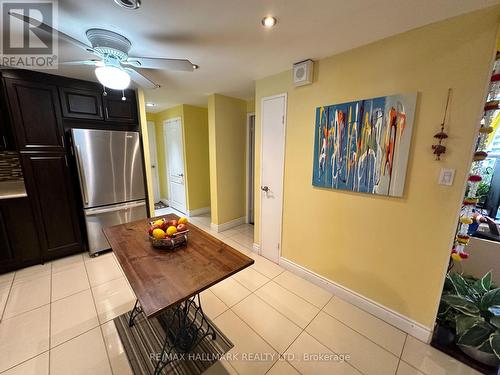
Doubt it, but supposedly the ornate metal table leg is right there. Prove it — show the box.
[128,299,142,327]
[153,294,218,374]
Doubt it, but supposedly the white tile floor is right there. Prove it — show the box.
[0,209,483,375]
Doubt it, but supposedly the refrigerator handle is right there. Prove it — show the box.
[75,144,89,206]
[85,201,146,216]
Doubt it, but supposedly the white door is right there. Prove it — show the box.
[164,118,187,214]
[260,94,287,263]
[147,121,160,203]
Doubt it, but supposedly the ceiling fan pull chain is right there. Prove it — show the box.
[122,90,126,101]
[102,85,107,96]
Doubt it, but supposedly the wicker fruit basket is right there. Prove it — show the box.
[148,218,189,250]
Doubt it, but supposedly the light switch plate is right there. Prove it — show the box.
[438,168,455,186]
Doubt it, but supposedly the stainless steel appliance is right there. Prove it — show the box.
[71,128,147,255]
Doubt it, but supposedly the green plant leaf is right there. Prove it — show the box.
[481,272,493,292]
[490,333,500,360]
[457,322,492,347]
[489,306,500,316]
[478,337,495,354]
[449,273,473,297]
[490,316,500,329]
[441,295,480,316]
[481,289,500,310]
[456,316,483,336]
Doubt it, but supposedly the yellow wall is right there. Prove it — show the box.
[208,94,247,224]
[254,8,499,327]
[183,105,211,210]
[149,105,210,211]
[247,99,255,113]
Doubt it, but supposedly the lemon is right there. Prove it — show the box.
[178,217,188,224]
[153,219,164,227]
[166,226,177,236]
[152,228,166,239]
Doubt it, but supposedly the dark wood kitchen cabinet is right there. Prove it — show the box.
[21,153,83,260]
[4,78,65,152]
[103,90,138,123]
[59,87,104,120]
[0,197,42,273]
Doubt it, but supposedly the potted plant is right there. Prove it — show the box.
[439,271,500,367]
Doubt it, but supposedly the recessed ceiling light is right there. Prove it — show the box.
[261,16,277,28]
[146,102,156,107]
[113,0,141,9]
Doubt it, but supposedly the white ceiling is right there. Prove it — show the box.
[22,0,500,111]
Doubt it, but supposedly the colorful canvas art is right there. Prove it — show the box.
[312,93,417,197]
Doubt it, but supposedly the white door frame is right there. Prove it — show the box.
[259,93,287,263]
[147,121,160,203]
[246,112,255,224]
[163,117,187,213]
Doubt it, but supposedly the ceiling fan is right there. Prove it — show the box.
[8,12,198,90]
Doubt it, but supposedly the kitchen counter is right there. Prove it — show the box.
[0,180,27,199]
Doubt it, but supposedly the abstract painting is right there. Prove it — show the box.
[312,93,417,197]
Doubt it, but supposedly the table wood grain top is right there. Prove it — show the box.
[103,214,254,318]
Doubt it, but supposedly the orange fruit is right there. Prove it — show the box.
[178,217,188,224]
[153,219,164,227]
[152,228,166,239]
[166,226,177,237]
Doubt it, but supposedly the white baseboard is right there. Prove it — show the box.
[188,207,211,217]
[210,216,245,233]
[279,257,433,343]
[252,243,260,254]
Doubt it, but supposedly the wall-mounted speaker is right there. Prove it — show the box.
[293,59,313,87]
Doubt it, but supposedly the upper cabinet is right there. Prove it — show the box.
[59,87,104,120]
[4,78,64,152]
[103,90,138,123]
[59,86,138,125]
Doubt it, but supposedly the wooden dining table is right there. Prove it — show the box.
[103,213,254,374]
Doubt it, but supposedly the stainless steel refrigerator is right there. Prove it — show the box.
[71,128,147,256]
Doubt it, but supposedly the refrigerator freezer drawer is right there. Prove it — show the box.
[84,200,147,255]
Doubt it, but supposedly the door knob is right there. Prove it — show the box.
[261,186,269,192]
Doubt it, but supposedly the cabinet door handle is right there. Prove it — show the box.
[61,135,65,148]
[64,155,68,168]
[2,136,6,148]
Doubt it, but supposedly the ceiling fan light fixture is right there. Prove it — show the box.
[261,16,277,28]
[95,65,131,90]
[113,0,141,10]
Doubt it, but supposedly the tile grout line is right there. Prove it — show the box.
[295,293,369,375]
[0,350,50,374]
[0,272,15,322]
[268,295,333,375]
[82,253,116,375]
[319,304,404,360]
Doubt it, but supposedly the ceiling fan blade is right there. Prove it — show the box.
[8,11,94,53]
[60,60,103,66]
[123,68,160,89]
[124,57,195,71]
